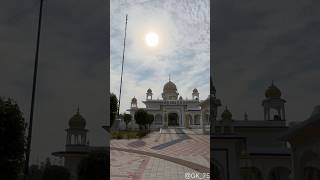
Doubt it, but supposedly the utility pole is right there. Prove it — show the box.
[24,0,44,178]
[117,14,128,116]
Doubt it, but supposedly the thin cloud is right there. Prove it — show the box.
[111,0,210,113]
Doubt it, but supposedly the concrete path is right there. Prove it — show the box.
[110,129,210,179]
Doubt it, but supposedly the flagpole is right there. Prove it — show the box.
[117,14,128,116]
[24,0,44,178]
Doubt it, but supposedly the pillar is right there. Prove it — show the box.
[282,104,286,120]
[201,111,205,133]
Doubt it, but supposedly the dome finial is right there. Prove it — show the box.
[169,74,171,81]
[222,105,232,120]
[244,112,248,120]
[69,107,86,129]
[265,82,282,98]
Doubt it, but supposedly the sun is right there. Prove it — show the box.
[145,32,159,47]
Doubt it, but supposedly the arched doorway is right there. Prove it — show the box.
[240,167,263,180]
[304,167,320,180]
[211,159,225,180]
[269,167,291,180]
[168,112,179,126]
[194,114,201,125]
[301,151,320,180]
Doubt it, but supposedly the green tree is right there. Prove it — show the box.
[77,151,107,180]
[42,165,70,180]
[0,97,25,180]
[110,93,118,127]
[28,164,42,180]
[147,114,154,131]
[123,113,132,130]
[134,109,148,130]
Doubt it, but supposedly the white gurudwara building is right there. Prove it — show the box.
[126,79,210,131]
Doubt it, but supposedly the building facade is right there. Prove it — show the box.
[211,83,320,180]
[52,108,107,180]
[127,79,210,130]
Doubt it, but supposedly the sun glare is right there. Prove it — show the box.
[145,32,159,47]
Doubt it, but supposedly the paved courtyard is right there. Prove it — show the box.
[110,128,210,180]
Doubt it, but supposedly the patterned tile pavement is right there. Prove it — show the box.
[111,150,200,180]
[110,128,210,180]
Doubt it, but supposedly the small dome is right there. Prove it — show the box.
[179,96,183,100]
[131,97,137,103]
[193,88,198,93]
[147,88,152,93]
[265,83,281,98]
[221,107,232,120]
[69,109,86,129]
[163,80,177,93]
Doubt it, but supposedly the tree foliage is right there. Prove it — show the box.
[0,97,25,180]
[147,114,154,130]
[123,113,132,129]
[110,93,118,127]
[134,109,148,130]
[77,151,108,180]
[42,165,70,180]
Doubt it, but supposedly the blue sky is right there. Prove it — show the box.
[110,0,210,112]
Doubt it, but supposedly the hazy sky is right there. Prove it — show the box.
[0,0,107,164]
[1,0,319,166]
[110,0,210,113]
[213,0,320,122]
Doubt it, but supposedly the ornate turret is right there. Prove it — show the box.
[220,106,234,134]
[221,106,232,121]
[262,82,286,121]
[66,107,88,148]
[69,108,86,129]
[146,88,153,100]
[192,88,199,100]
[131,96,138,108]
[244,112,248,121]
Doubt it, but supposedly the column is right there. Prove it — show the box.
[185,113,189,128]
[282,104,286,120]
[162,111,164,128]
[66,133,70,144]
[201,111,205,133]
[166,112,168,127]
[277,108,281,120]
